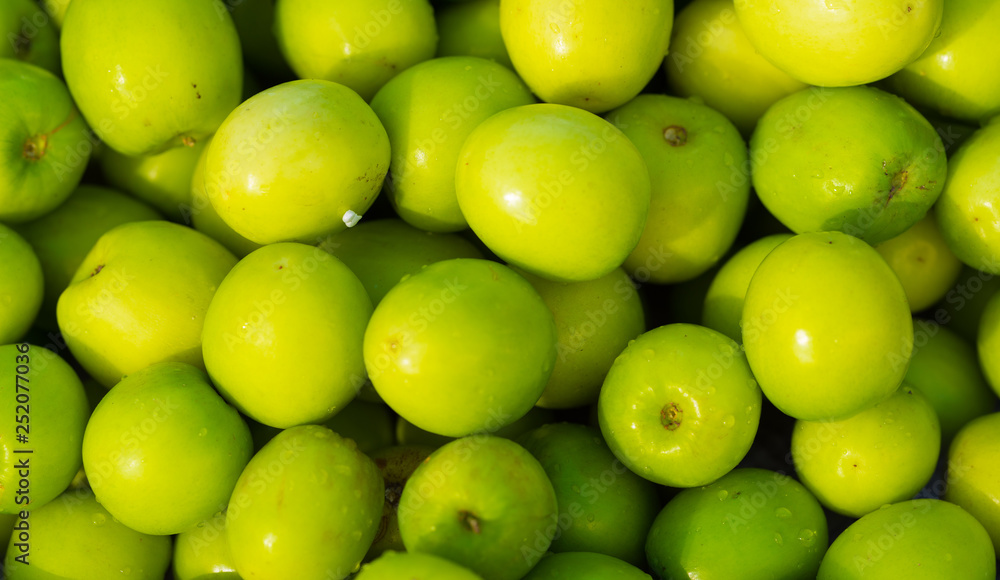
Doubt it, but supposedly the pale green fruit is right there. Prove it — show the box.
[99,138,206,221]
[436,0,511,69]
[1,0,60,74]
[173,511,240,580]
[0,226,43,343]
[875,211,963,312]
[946,412,1000,554]
[358,551,483,580]
[187,135,261,258]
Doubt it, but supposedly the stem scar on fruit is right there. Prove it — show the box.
[23,109,79,161]
[663,126,688,147]
[459,510,482,534]
[661,402,683,430]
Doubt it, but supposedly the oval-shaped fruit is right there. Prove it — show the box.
[0,226,43,343]
[518,423,661,565]
[875,212,963,312]
[935,118,1000,274]
[227,425,384,579]
[3,489,171,579]
[319,219,483,306]
[522,552,651,579]
[357,551,483,580]
[733,0,943,86]
[664,0,807,135]
[205,79,390,244]
[0,344,88,513]
[99,138,206,221]
[599,323,761,487]
[365,259,556,437]
[371,56,534,232]
[946,412,1000,553]
[436,0,512,69]
[742,231,913,420]
[187,135,261,258]
[203,242,372,428]
[398,436,558,580]
[0,60,91,223]
[82,362,252,535]
[60,0,242,156]
[274,0,437,101]
[817,499,995,579]
[173,511,239,580]
[702,233,793,342]
[56,220,237,388]
[456,104,650,282]
[646,468,827,580]
[0,0,60,74]
[751,86,947,245]
[792,385,940,517]
[607,94,750,284]
[885,0,1000,124]
[499,0,673,113]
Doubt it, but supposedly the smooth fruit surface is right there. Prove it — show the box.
[875,211,963,312]
[0,226,43,344]
[187,134,260,258]
[436,0,512,69]
[0,0,60,74]
[173,511,240,580]
[99,138,205,221]
[946,412,1000,553]
[522,552,651,579]
[357,551,484,580]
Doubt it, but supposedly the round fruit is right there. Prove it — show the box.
[357,551,483,580]
[436,0,512,69]
[946,412,1000,553]
[875,211,963,312]
[187,135,261,258]
[522,552,652,579]
[173,511,239,580]
[0,0,60,74]
[99,138,205,221]
[0,226,43,343]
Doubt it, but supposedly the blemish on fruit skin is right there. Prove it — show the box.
[660,402,683,430]
[91,264,104,277]
[663,125,688,147]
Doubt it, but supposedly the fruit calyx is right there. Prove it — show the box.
[22,133,48,162]
[663,126,688,147]
[660,402,683,430]
[459,510,482,534]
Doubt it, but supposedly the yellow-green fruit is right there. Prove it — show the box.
[946,412,1000,554]
[188,135,261,258]
[876,212,963,312]
[99,138,206,221]
[436,0,511,69]
[1,0,60,74]
[0,225,43,344]
[173,511,240,580]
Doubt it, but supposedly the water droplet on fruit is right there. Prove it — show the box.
[550,23,560,33]
[92,513,106,526]
[798,529,816,547]
[717,490,728,501]
[198,428,208,437]
[722,415,735,427]
[774,533,783,545]
[775,507,791,519]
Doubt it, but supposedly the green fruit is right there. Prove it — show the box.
[517,423,661,566]
[319,218,483,306]
[522,552,651,579]
[228,0,295,81]
[646,468,827,580]
[364,259,556,437]
[357,551,483,580]
[499,0,673,113]
[3,489,171,579]
[817,499,995,579]
[456,104,650,282]
[39,0,70,27]
[367,445,435,559]
[323,399,395,456]
[274,0,437,101]
[14,185,160,331]
[436,0,511,69]
[203,242,372,428]
[205,79,390,244]
[599,323,761,487]
[0,0,60,74]
[398,436,558,580]
[946,412,1000,554]
[227,425,384,580]
[0,60,91,223]
[395,406,557,449]
[0,226,43,343]
[0,344,88,513]
[82,362,252,535]
[734,0,943,86]
[173,511,240,580]
[875,211,963,312]
[607,94,750,284]
[702,233,792,342]
[513,267,645,409]
[99,137,206,221]
[56,220,237,388]
[60,0,242,156]
[742,231,913,421]
[187,134,261,258]
[936,266,1000,343]
[977,291,1000,397]
[370,56,534,232]
[751,86,947,245]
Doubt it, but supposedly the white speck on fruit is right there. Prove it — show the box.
[343,210,362,227]
[717,490,728,501]
[775,507,791,519]
[92,513,106,526]
[798,529,816,546]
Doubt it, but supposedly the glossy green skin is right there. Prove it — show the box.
[173,511,240,580]
[395,406,556,449]
[203,242,372,428]
[608,94,750,284]
[319,218,483,306]
[598,323,761,487]
[436,0,512,69]
[751,86,947,245]
[99,138,205,221]
[906,323,995,442]
[56,220,237,388]
[875,211,963,312]
[793,385,940,518]
[398,436,558,580]
[514,267,645,409]
[0,60,90,223]
[0,344,87,513]
[456,104,650,282]
[364,259,557,437]
[664,0,806,136]
[702,234,792,342]
[646,468,827,580]
[366,445,434,560]
[946,412,1000,553]
[885,0,1000,124]
[499,0,673,113]
[274,0,437,101]
[205,79,390,244]
[517,423,660,566]
[82,362,252,535]
[936,119,1000,275]
[0,226,43,343]
[742,231,913,421]
[371,56,534,232]
[978,292,1000,396]
[188,135,261,258]
[523,552,650,579]
[60,0,242,156]
[3,489,171,579]
[817,499,996,579]
[358,551,483,580]
[734,0,942,87]
[227,425,384,580]
[14,185,160,331]
[0,0,60,74]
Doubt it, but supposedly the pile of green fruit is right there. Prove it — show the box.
[1,0,1000,578]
